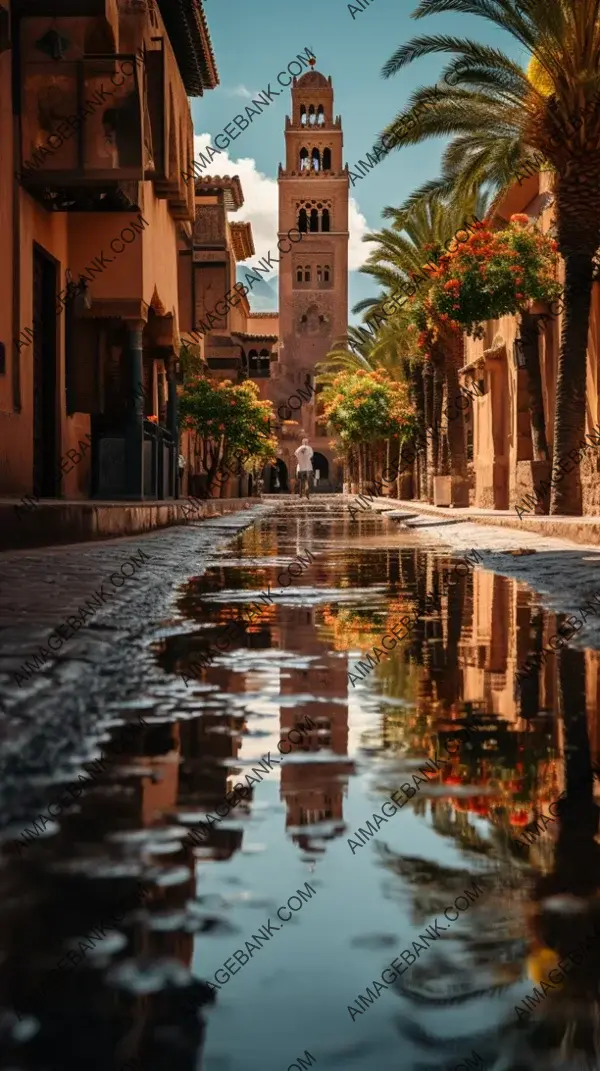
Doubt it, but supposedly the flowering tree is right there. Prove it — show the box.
[427,215,561,337]
[322,370,416,489]
[401,215,561,487]
[179,376,277,496]
[324,370,415,440]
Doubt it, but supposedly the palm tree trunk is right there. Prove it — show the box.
[385,437,391,496]
[550,253,594,515]
[444,338,468,479]
[520,312,549,461]
[423,360,434,501]
[431,359,444,492]
[411,362,426,499]
[439,367,450,477]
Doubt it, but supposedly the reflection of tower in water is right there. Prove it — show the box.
[276,603,352,851]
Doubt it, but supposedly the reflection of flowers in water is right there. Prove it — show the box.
[320,596,416,653]
[321,605,385,652]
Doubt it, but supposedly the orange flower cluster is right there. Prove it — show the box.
[418,215,561,335]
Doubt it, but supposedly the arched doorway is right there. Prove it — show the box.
[267,458,289,492]
[312,451,329,492]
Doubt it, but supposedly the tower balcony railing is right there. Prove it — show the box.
[280,168,341,178]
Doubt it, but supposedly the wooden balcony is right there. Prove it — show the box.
[20,54,145,192]
[19,29,194,219]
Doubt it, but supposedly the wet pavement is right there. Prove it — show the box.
[2,499,600,1071]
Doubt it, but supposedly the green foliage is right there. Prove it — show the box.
[178,376,277,476]
[322,370,416,446]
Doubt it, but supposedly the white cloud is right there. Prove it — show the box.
[347,200,370,272]
[191,133,370,276]
[222,84,253,99]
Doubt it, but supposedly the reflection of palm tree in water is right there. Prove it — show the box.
[524,647,600,1069]
[356,548,600,1068]
[381,649,600,1071]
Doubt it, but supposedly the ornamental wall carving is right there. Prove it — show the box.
[194,204,225,247]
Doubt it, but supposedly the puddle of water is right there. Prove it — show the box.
[1,502,599,1071]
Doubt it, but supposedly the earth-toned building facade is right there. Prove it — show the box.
[0,0,218,507]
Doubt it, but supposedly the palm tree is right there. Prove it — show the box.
[315,324,389,386]
[381,0,600,515]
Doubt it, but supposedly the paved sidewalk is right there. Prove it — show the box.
[0,495,256,551]
[368,496,600,547]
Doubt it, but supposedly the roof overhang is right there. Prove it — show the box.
[157,0,218,96]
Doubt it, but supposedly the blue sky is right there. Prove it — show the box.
[193,0,525,322]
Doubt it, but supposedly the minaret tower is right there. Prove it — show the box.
[276,57,349,490]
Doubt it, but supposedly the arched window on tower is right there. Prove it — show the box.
[309,208,319,232]
[322,148,331,170]
[298,207,308,232]
[304,266,311,282]
[296,266,303,283]
[324,264,331,282]
[299,147,309,171]
[316,265,322,283]
[311,148,320,171]
[322,208,330,232]
[300,105,307,126]
[308,105,316,126]
[317,105,325,126]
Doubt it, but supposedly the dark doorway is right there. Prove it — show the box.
[312,451,329,491]
[33,245,58,498]
[269,459,289,492]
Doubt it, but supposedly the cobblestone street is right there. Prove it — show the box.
[0,505,269,828]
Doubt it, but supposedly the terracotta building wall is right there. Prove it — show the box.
[464,171,600,514]
[2,196,70,494]
[0,32,15,479]
[1,1,211,503]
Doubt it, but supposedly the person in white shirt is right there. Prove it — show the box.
[294,438,314,499]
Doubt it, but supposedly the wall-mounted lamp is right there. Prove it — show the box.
[513,338,527,370]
